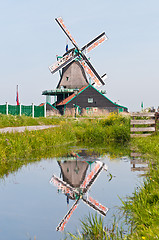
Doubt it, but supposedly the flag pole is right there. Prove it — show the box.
[16,85,19,106]
[141,101,143,111]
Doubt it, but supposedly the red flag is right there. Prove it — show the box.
[16,85,19,105]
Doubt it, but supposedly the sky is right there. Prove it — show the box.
[0,0,159,112]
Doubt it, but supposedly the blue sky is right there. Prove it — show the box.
[0,0,159,111]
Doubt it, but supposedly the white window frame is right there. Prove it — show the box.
[88,98,93,103]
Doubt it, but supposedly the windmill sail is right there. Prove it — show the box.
[49,51,76,74]
[55,17,79,50]
[49,17,108,86]
[82,196,108,216]
[81,54,105,85]
[80,161,105,191]
[81,32,107,54]
[50,175,79,198]
[56,199,79,231]
[80,61,103,87]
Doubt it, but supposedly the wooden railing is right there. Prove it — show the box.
[130,112,156,137]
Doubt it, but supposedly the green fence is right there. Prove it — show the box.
[8,105,20,115]
[34,106,44,117]
[0,105,6,114]
[21,105,32,116]
[0,104,46,117]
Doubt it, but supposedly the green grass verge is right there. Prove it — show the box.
[0,122,77,178]
[0,114,64,128]
[123,133,159,240]
[0,113,130,178]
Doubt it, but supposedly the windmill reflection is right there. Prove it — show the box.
[50,150,108,231]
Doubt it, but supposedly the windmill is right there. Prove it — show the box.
[50,160,108,231]
[49,17,108,87]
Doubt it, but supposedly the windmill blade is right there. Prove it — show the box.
[50,175,79,198]
[82,196,108,216]
[80,61,102,87]
[80,55,105,86]
[55,17,79,50]
[50,175,75,192]
[56,199,80,231]
[81,32,107,54]
[80,161,105,193]
[82,54,105,85]
[101,73,107,82]
[49,51,76,74]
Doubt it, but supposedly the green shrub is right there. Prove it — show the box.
[111,125,130,143]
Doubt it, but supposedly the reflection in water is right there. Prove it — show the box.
[130,150,149,172]
[50,151,108,231]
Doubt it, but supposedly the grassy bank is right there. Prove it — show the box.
[67,133,159,240]
[0,124,75,178]
[124,134,159,239]
[0,114,130,177]
[0,114,130,147]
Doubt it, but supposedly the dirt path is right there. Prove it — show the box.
[0,125,59,133]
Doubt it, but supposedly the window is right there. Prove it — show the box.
[88,98,93,103]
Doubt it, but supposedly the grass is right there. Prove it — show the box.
[0,114,64,128]
[66,214,126,240]
[0,113,130,178]
[123,133,159,239]
[72,113,130,144]
[0,123,76,177]
[121,166,159,239]
[0,114,130,144]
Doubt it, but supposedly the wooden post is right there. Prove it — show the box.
[155,112,157,132]
[64,105,66,115]
[6,102,8,115]
[44,103,46,118]
[32,103,34,118]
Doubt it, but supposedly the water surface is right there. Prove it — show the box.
[0,148,145,240]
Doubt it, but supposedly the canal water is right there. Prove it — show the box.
[0,147,145,240]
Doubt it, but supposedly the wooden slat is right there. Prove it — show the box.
[130,134,152,137]
[130,152,142,157]
[131,127,155,132]
[130,112,157,137]
[131,112,155,117]
[131,167,149,172]
[130,120,155,125]
[131,159,148,164]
